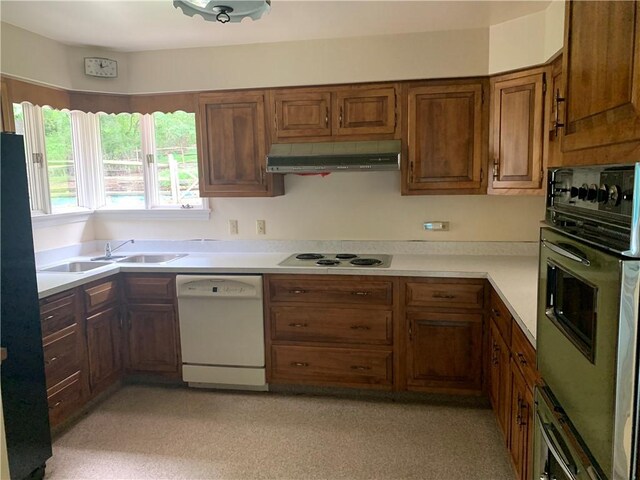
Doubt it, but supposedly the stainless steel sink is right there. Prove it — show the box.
[39,261,113,273]
[117,254,187,264]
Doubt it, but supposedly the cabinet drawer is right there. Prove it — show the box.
[271,307,392,345]
[489,289,512,343]
[271,345,392,386]
[40,291,77,337]
[511,321,537,389]
[405,279,484,309]
[84,278,119,313]
[43,325,81,389]
[124,275,175,302]
[268,276,393,306]
[47,371,83,427]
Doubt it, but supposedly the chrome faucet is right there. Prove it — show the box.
[104,239,135,259]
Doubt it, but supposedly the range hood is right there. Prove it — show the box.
[266,140,401,173]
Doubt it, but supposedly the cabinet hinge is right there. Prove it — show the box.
[146,154,154,165]
[32,152,43,165]
[481,89,485,104]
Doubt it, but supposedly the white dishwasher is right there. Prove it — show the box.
[176,275,267,391]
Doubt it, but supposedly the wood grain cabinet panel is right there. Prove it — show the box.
[561,0,640,155]
[40,291,77,338]
[406,311,483,393]
[46,372,84,428]
[268,276,393,306]
[489,319,511,443]
[489,70,545,193]
[125,304,179,373]
[334,86,396,136]
[271,90,331,139]
[405,81,486,194]
[123,274,175,302]
[271,345,393,386]
[84,278,119,314]
[85,305,122,395]
[42,325,81,389]
[270,307,392,345]
[489,289,512,345]
[509,359,534,480]
[198,91,283,197]
[405,279,484,309]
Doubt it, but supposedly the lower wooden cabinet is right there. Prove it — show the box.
[125,304,179,373]
[509,359,534,480]
[122,274,181,377]
[406,311,483,393]
[86,305,122,395]
[489,319,511,441]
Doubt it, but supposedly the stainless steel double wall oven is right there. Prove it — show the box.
[536,164,640,480]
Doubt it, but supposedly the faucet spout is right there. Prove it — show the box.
[104,239,135,258]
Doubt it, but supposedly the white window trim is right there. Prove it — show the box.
[22,104,51,214]
[94,206,211,220]
[31,209,93,228]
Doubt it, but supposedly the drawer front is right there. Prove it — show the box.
[84,279,119,313]
[271,345,392,385]
[271,307,392,345]
[489,289,512,343]
[43,325,81,389]
[47,372,84,427]
[511,320,537,389]
[269,277,393,306]
[405,280,484,309]
[124,275,175,301]
[40,291,77,337]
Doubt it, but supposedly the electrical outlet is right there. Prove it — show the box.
[228,219,238,235]
[423,221,449,231]
[256,219,266,235]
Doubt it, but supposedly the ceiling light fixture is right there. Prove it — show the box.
[174,0,271,24]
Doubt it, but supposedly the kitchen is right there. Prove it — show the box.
[1,1,639,479]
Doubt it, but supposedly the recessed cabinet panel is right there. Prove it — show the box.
[405,82,485,193]
[85,305,121,394]
[272,91,331,139]
[334,87,396,136]
[490,71,545,191]
[126,304,179,373]
[561,1,640,153]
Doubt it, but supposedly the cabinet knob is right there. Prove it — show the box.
[351,291,371,296]
[49,400,62,410]
[350,365,371,371]
[350,325,371,330]
[288,323,308,328]
[517,352,527,365]
[433,293,455,299]
[290,362,309,367]
[45,356,58,365]
[288,289,307,294]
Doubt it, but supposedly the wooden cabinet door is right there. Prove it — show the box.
[547,55,564,168]
[334,86,396,136]
[489,70,545,192]
[1,79,14,133]
[510,360,533,480]
[405,82,486,194]
[198,91,283,197]
[126,304,179,374]
[406,311,483,393]
[271,90,331,140]
[490,320,511,443]
[85,306,121,394]
[561,1,640,154]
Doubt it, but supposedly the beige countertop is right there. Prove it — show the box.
[36,252,539,345]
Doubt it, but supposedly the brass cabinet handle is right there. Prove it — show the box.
[517,352,527,365]
[45,356,58,365]
[351,291,371,296]
[491,308,500,317]
[493,160,500,181]
[288,289,307,294]
[554,89,566,135]
[350,365,371,371]
[44,314,55,321]
[339,106,343,127]
[350,325,371,330]
[290,362,309,367]
[433,293,455,299]
[288,323,308,328]
[325,106,329,128]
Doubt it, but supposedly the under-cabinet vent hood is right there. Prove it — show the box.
[266,140,401,173]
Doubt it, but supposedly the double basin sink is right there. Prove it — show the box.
[39,254,187,273]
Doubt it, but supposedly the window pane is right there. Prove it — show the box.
[99,113,144,208]
[153,112,201,207]
[43,108,77,211]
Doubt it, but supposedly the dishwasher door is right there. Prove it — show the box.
[176,275,266,390]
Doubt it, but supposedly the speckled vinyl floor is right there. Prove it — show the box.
[45,385,515,480]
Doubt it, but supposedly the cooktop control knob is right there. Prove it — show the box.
[570,186,579,198]
[578,184,589,200]
[598,184,609,203]
[609,185,621,206]
[587,184,598,202]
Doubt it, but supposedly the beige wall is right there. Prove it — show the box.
[2,6,563,250]
[94,173,546,242]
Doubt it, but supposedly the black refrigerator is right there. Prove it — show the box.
[1,133,52,479]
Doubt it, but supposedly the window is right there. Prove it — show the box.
[13,102,206,220]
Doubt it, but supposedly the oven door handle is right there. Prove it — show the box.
[542,240,591,266]
[537,414,578,480]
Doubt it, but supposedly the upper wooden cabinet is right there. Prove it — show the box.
[0,79,14,133]
[547,55,564,168]
[268,84,398,142]
[197,91,284,197]
[559,1,640,159]
[404,81,487,195]
[489,69,546,194]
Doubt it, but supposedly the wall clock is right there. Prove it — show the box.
[84,57,118,78]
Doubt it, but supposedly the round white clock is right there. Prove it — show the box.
[84,57,118,78]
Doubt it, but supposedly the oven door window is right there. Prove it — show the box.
[546,262,597,363]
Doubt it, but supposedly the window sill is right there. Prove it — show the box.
[94,208,211,221]
[31,210,93,229]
